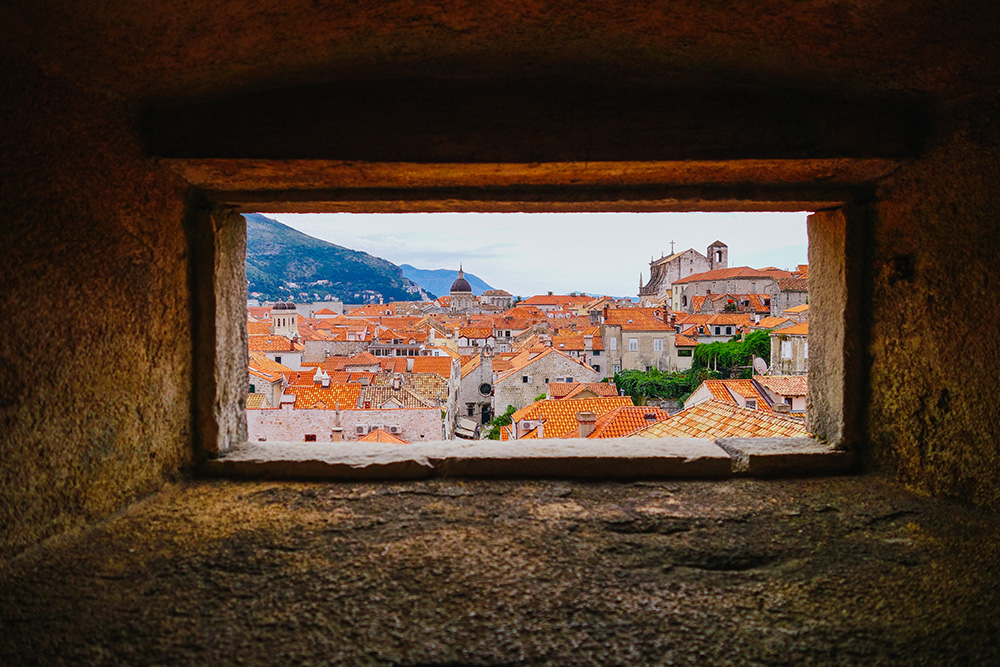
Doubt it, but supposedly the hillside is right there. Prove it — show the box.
[245,214,433,303]
[400,264,495,297]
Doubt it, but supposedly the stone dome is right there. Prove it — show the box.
[450,266,472,294]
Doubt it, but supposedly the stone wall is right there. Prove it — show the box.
[0,54,195,558]
[493,353,599,413]
[865,94,1000,510]
[248,408,443,443]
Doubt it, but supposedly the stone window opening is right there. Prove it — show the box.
[196,195,849,474]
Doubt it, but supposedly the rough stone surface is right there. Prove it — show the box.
[206,439,733,480]
[867,94,1000,510]
[0,53,195,560]
[1,477,998,665]
[716,437,855,477]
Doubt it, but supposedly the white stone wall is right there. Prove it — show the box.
[247,407,444,442]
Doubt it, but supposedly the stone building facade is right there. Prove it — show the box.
[247,406,443,442]
[638,241,728,305]
[493,349,599,412]
[770,323,809,375]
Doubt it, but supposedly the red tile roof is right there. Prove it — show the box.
[548,382,619,399]
[673,266,793,285]
[700,379,773,411]
[777,322,809,335]
[510,396,634,438]
[630,400,809,439]
[755,375,808,397]
[247,335,303,352]
[357,428,410,444]
[588,406,671,438]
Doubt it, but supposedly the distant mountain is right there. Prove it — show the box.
[245,214,433,303]
[400,265,496,297]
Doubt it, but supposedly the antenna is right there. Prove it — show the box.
[753,356,769,376]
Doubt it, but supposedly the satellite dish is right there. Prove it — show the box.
[753,356,769,375]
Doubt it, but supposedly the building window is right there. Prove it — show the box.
[628,338,638,351]
[678,349,692,357]
[467,404,475,417]
[745,400,757,410]
[781,340,792,359]
[653,338,662,351]
[593,365,600,373]
[804,341,809,358]
[249,383,256,393]
[726,326,732,335]
[714,327,721,335]
[613,364,621,373]
[304,434,317,442]
[565,377,573,383]
[592,350,600,356]
[274,356,282,364]
[609,338,617,351]
[522,375,529,383]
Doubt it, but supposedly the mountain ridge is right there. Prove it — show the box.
[399,264,496,297]
[245,214,433,303]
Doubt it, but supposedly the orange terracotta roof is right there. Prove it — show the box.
[360,386,436,409]
[314,307,338,315]
[588,406,671,438]
[776,277,809,292]
[673,266,793,285]
[285,383,364,410]
[245,393,268,410]
[248,351,296,380]
[551,334,604,351]
[777,322,809,335]
[247,320,272,335]
[675,334,699,347]
[459,327,494,339]
[630,400,809,439]
[521,294,593,307]
[410,356,454,378]
[247,307,272,320]
[344,352,381,366]
[510,396,634,438]
[604,309,672,331]
[357,428,410,444]
[755,317,791,329]
[783,303,810,314]
[700,379,773,411]
[549,381,618,399]
[247,335,303,352]
[755,375,808,397]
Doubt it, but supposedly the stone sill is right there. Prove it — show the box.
[203,437,854,480]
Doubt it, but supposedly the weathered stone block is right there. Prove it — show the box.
[716,437,855,477]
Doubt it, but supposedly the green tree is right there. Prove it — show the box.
[485,405,517,440]
[692,329,771,378]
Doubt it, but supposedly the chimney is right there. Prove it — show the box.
[773,403,791,414]
[643,412,659,422]
[576,411,598,438]
[330,427,344,442]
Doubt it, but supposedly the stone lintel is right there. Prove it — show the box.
[715,437,856,477]
[145,80,923,162]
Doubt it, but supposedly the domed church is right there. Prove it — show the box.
[449,265,479,313]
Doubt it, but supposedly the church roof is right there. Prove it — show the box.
[450,266,472,293]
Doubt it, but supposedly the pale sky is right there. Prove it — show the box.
[265,212,810,299]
